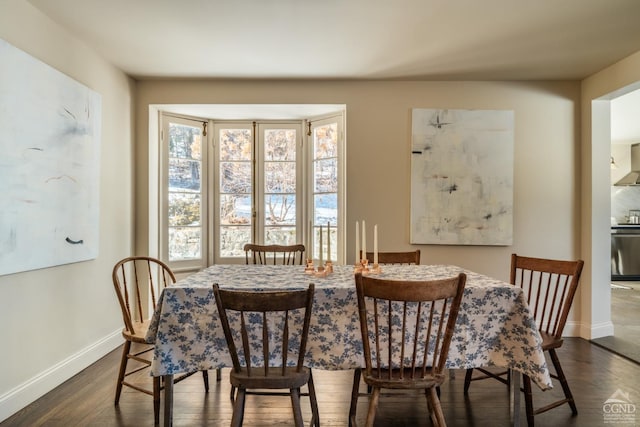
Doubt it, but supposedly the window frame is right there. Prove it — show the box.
[157,109,346,272]
[255,122,304,247]
[307,114,346,265]
[160,114,209,273]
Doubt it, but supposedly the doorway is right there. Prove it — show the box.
[591,88,640,363]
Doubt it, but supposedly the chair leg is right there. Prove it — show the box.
[290,387,304,427]
[115,341,131,404]
[153,376,161,425]
[216,367,222,381]
[231,388,246,427]
[307,370,321,427]
[549,348,578,415]
[349,368,362,427]
[365,387,381,427]
[463,368,473,393]
[426,386,446,427]
[523,374,534,427]
[202,370,209,392]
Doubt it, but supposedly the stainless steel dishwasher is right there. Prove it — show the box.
[611,225,640,280]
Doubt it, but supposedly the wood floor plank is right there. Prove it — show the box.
[2,338,639,426]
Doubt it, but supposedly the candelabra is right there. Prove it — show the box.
[353,259,382,275]
[305,259,333,277]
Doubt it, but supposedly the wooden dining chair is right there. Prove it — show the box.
[361,249,421,265]
[213,283,320,427]
[349,272,466,427]
[463,253,584,426]
[244,243,306,265]
[112,256,212,425]
[354,249,427,399]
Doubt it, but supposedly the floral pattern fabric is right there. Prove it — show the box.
[146,264,552,390]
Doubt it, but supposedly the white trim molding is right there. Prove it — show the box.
[0,330,122,423]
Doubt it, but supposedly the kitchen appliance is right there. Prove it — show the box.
[611,226,640,279]
[614,143,640,185]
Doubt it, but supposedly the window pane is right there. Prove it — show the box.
[169,123,201,160]
[220,162,252,193]
[169,227,201,260]
[314,193,337,225]
[220,194,252,225]
[314,123,337,159]
[314,158,337,193]
[219,129,252,161]
[168,193,201,226]
[220,226,251,257]
[167,121,203,264]
[265,162,296,193]
[169,159,201,192]
[265,194,296,225]
[265,227,296,245]
[265,129,296,161]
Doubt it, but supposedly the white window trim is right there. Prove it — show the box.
[160,113,209,273]
[152,106,346,273]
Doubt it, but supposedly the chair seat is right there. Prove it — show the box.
[363,368,444,389]
[230,367,311,390]
[121,320,151,343]
[539,331,563,350]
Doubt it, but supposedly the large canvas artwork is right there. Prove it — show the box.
[0,39,101,275]
[410,109,514,245]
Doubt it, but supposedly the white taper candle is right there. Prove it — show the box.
[355,221,360,263]
[374,224,378,265]
[319,225,323,265]
[327,221,331,262]
[362,220,366,262]
[309,220,313,260]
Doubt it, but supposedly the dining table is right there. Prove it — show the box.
[146,263,551,426]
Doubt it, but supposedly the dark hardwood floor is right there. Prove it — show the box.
[2,338,639,426]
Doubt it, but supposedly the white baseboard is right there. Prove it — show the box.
[586,320,615,339]
[565,320,614,339]
[0,330,122,423]
[562,321,580,337]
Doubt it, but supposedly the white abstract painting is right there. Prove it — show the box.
[410,109,514,245]
[0,39,101,275]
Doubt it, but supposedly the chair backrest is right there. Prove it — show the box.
[362,250,421,265]
[355,272,466,380]
[213,283,315,376]
[510,253,584,339]
[244,243,306,265]
[112,256,176,335]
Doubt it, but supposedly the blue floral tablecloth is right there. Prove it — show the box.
[146,264,552,390]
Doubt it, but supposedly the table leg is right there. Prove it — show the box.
[163,374,174,427]
[509,369,521,427]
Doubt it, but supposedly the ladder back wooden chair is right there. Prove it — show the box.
[361,249,421,265]
[244,243,306,265]
[213,283,320,427]
[112,256,211,425]
[463,253,584,426]
[350,272,466,427]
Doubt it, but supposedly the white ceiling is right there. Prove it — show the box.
[26,0,640,137]
[27,0,640,81]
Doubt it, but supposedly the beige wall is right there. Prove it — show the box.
[136,79,581,282]
[0,0,135,421]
